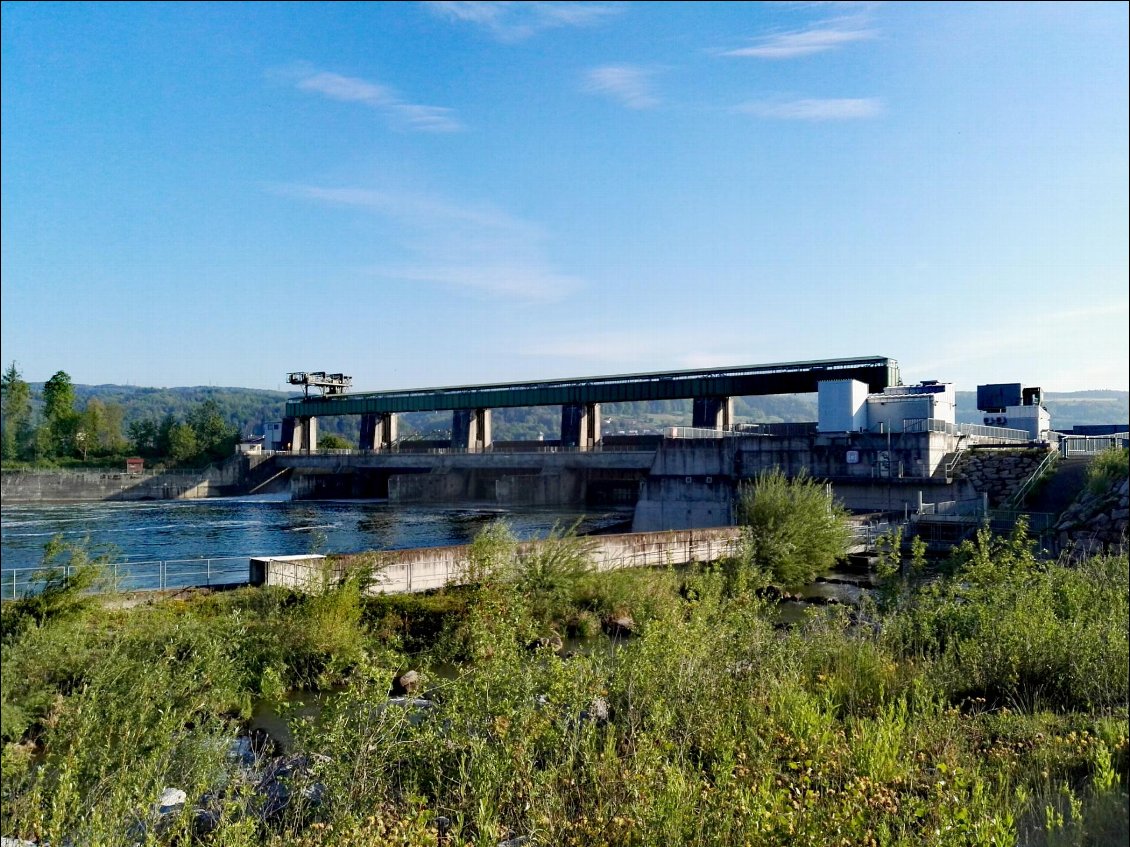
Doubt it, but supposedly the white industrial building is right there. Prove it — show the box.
[818,379,956,433]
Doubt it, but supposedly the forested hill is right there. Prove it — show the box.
[35,384,1129,440]
[32,384,295,437]
[954,390,1128,430]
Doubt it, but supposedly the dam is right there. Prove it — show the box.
[248,357,1050,532]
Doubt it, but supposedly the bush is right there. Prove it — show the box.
[1086,447,1128,496]
[736,468,852,587]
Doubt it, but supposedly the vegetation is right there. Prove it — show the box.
[1,519,1126,846]
[736,468,852,587]
[1085,447,1129,496]
[2,363,242,468]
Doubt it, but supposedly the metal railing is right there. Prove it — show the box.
[849,519,904,548]
[269,443,659,457]
[1060,434,1129,457]
[666,423,818,439]
[902,418,1031,443]
[1002,448,1059,510]
[666,426,741,440]
[916,496,988,518]
[2,556,250,600]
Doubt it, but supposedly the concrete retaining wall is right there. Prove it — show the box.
[1,459,248,503]
[266,526,746,595]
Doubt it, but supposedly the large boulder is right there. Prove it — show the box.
[602,612,636,638]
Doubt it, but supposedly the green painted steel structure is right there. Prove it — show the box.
[285,356,900,418]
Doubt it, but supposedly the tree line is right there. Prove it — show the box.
[1,363,240,468]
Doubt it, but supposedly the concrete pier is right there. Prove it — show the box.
[692,396,733,430]
[452,408,492,451]
[561,402,602,450]
[360,412,398,451]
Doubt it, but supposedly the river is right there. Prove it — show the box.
[0,496,633,579]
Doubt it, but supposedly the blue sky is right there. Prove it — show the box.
[2,1,1127,394]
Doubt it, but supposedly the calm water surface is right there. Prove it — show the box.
[0,496,633,573]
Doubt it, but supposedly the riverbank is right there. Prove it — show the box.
[2,520,1126,846]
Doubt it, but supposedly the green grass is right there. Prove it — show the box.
[1086,447,1129,496]
[1,524,1127,846]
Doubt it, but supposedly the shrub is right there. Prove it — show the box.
[736,468,852,587]
[1086,447,1128,496]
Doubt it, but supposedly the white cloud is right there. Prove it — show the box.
[423,1,623,41]
[275,184,580,301]
[583,65,659,110]
[719,23,876,59]
[734,97,882,120]
[292,68,463,132]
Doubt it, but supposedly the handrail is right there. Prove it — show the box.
[1060,434,1129,457]
[1,556,249,600]
[1002,449,1059,510]
[943,445,967,480]
[901,418,1030,443]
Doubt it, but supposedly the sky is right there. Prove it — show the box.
[2,1,1127,395]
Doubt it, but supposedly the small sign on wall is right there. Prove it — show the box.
[846,450,860,464]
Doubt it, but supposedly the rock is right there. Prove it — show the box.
[580,696,611,726]
[229,727,279,769]
[383,697,435,726]
[602,612,636,638]
[499,837,530,847]
[155,786,187,816]
[386,696,434,710]
[391,670,421,697]
[255,753,330,823]
[2,838,38,847]
[528,632,564,653]
[193,807,223,838]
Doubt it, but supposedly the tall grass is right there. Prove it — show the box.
[1,524,1127,845]
[1086,446,1129,496]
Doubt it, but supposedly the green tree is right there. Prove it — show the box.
[127,418,159,457]
[76,398,105,460]
[736,467,851,586]
[318,433,353,450]
[156,413,178,458]
[186,398,237,461]
[166,422,200,464]
[1,362,32,461]
[42,371,78,457]
[98,402,128,454]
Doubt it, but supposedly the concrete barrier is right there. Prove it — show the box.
[258,527,746,595]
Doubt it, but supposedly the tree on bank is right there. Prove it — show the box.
[737,468,852,586]
[1,362,33,461]
[41,371,79,458]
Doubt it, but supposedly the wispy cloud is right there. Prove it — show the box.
[583,65,660,110]
[424,1,623,41]
[275,184,581,301]
[905,300,1129,390]
[719,22,876,59]
[734,97,882,120]
[290,67,463,132]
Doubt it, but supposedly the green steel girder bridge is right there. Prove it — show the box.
[281,356,900,452]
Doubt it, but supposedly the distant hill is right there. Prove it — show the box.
[955,390,1128,430]
[34,384,1127,445]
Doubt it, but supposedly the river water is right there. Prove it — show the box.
[0,496,633,579]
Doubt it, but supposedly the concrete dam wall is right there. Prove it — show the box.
[1,459,248,503]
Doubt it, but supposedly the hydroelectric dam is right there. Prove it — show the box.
[248,356,1049,532]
